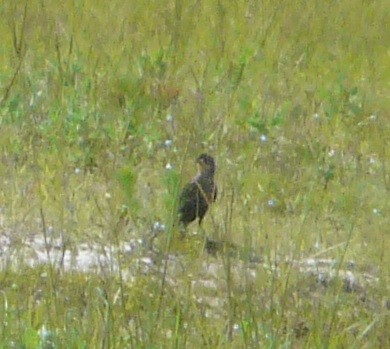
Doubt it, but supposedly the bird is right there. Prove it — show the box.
[178,154,217,232]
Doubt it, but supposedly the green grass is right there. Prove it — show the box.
[0,0,389,347]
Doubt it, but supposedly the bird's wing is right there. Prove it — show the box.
[179,181,199,206]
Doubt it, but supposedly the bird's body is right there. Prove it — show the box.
[178,154,217,230]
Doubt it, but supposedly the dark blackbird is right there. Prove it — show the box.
[178,154,217,231]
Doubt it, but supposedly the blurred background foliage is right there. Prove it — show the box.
[0,0,388,347]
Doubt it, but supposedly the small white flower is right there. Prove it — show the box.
[38,325,53,342]
[165,163,173,170]
[105,192,112,199]
[260,134,267,143]
[74,167,81,174]
[166,114,174,122]
[153,222,165,232]
[268,199,277,207]
[372,208,381,216]
[369,114,377,121]
[164,139,173,147]
[328,149,336,157]
[313,113,320,120]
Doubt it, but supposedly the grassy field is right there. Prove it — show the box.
[0,0,389,347]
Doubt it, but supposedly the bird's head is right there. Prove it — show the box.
[196,154,216,175]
